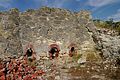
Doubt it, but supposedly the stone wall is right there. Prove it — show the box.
[0,7,98,59]
[0,9,23,57]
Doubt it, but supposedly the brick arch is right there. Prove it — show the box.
[48,44,60,59]
[24,43,36,60]
[68,43,77,57]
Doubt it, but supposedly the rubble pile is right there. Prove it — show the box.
[92,28,120,58]
[0,56,45,80]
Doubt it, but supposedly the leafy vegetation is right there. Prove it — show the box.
[93,19,120,34]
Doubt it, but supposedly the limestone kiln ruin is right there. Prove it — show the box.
[0,7,114,60]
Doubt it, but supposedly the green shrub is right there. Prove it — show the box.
[93,19,120,33]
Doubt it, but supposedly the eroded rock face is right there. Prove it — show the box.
[1,7,118,60]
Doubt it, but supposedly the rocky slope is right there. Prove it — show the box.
[92,28,120,59]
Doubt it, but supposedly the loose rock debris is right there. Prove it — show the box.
[0,45,45,80]
[0,56,45,80]
[0,43,120,80]
[0,51,120,80]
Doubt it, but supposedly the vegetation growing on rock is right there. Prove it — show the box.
[93,19,120,34]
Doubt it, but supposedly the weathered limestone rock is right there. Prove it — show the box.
[92,28,120,59]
